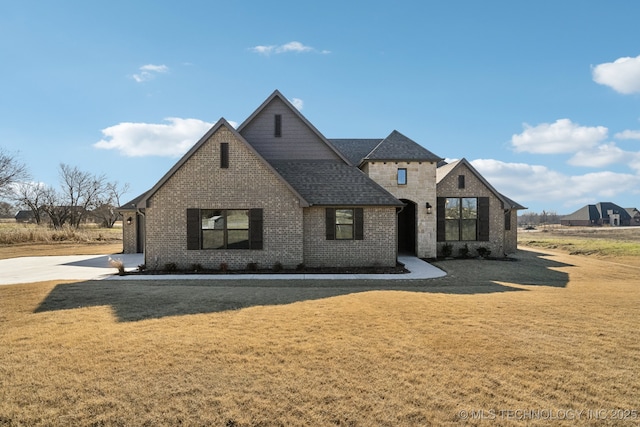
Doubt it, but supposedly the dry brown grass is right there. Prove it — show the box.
[1,249,639,426]
[0,223,122,259]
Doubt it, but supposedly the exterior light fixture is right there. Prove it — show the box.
[426,202,432,214]
[126,217,133,225]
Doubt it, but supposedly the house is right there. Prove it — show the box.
[561,202,639,226]
[120,90,524,269]
[436,159,525,256]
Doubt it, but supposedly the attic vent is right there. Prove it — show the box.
[458,175,465,189]
[274,114,282,137]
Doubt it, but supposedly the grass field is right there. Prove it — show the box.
[0,227,639,425]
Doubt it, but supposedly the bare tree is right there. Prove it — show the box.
[13,182,47,224]
[58,164,107,228]
[0,148,29,197]
[93,181,130,228]
[0,201,16,218]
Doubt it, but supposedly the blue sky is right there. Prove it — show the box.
[2,1,640,214]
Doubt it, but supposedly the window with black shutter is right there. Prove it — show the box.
[186,208,263,250]
[326,208,363,240]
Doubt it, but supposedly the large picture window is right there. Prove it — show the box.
[444,197,478,241]
[187,208,263,250]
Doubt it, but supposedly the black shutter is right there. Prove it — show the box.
[186,208,200,250]
[354,208,364,240]
[437,198,446,242]
[458,175,465,189]
[504,210,511,231]
[249,208,263,250]
[478,197,490,241]
[220,143,229,169]
[325,208,335,240]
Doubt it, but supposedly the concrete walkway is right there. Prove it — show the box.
[0,253,445,286]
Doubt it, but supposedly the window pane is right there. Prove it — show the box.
[398,168,407,185]
[227,210,249,229]
[202,210,224,229]
[462,198,477,219]
[336,209,354,225]
[202,229,225,249]
[445,198,460,219]
[461,220,477,241]
[228,230,249,249]
[445,220,460,241]
[336,224,353,240]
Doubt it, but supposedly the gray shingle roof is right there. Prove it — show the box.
[269,160,404,206]
[330,131,442,164]
[366,130,442,162]
[563,202,631,221]
[329,139,382,165]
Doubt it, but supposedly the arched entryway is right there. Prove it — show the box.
[397,199,416,254]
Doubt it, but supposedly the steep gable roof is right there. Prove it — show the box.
[365,130,442,162]
[437,158,526,210]
[137,118,310,208]
[237,90,351,164]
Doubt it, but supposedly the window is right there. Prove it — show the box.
[397,168,407,185]
[274,114,282,137]
[187,208,263,250]
[443,197,478,241]
[220,143,229,169]
[326,208,364,240]
[458,175,465,189]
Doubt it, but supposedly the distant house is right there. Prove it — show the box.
[561,202,639,226]
[15,210,36,223]
[120,90,525,268]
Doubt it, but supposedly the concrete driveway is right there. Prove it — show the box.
[0,254,445,286]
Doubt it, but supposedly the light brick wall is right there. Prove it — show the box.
[436,163,507,256]
[363,161,438,258]
[504,210,518,254]
[121,210,137,254]
[144,126,305,270]
[303,206,397,267]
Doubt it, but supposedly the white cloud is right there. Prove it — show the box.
[132,64,169,83]
[471,158,640,209]
[249,41,328,56]
[614,129,640,140]
[94,118,214,157]
[592,55,640,94]
[511,119,608,154]
[290,97,303,110]
[568,143,629,168]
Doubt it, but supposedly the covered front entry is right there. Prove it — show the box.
[397,199,416,254]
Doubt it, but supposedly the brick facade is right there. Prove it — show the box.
[303,206,397,267]
[144,126,305,270]
[436,162,509,257]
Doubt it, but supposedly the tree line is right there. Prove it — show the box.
[0,148,129,228]
[517,210,562,227]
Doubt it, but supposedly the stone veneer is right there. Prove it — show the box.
[362,161,438,258]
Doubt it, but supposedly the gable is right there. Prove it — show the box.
[239,96,343,161]
[140,119,308,208]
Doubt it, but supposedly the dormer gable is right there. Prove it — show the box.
[237,90,349,163]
